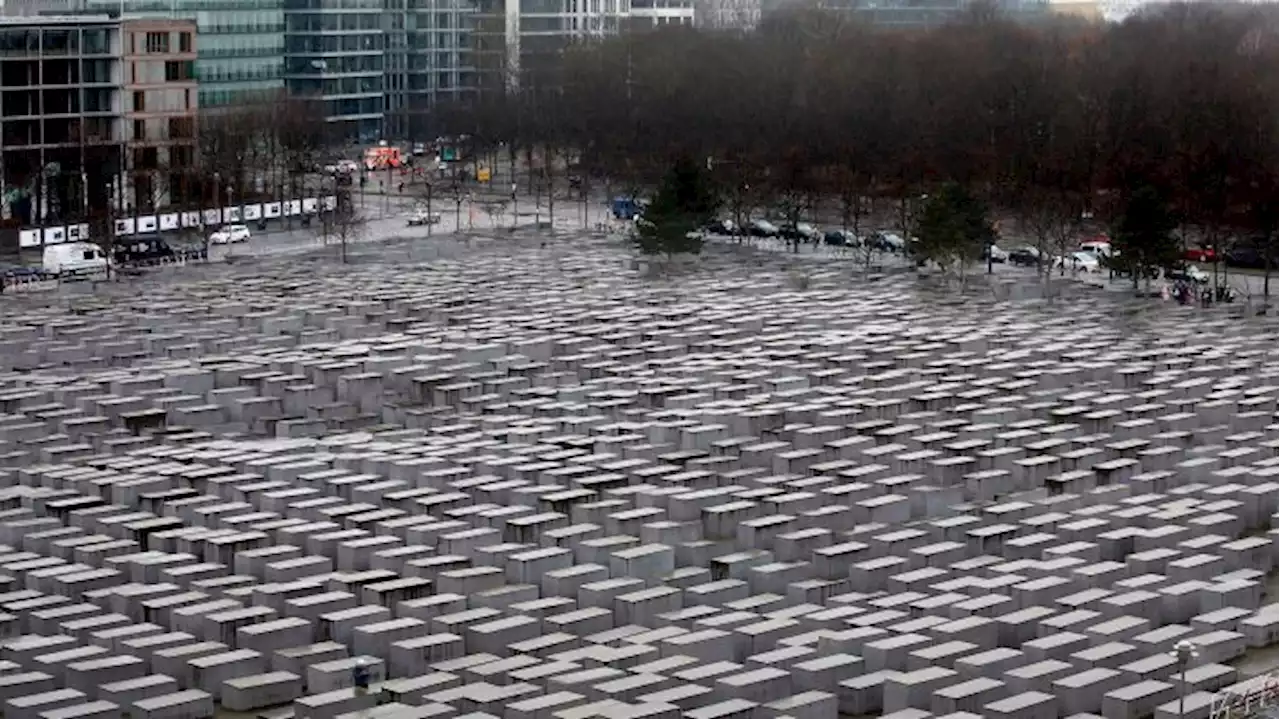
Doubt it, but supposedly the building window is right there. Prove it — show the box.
[133,147,159,170]
[179,32,192,53]
[164,60,193,81]
[184,88,191,109]
[145,31,169,53]
[133,119,146,140]
[83,29,110,54]
[168,117,194,139]
[133,90,146,112]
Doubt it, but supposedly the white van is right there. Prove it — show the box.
[43,242,109,277]
[1079,240,1113,258]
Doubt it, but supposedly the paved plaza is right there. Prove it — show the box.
[0,224,1274,719]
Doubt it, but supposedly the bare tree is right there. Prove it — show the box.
[421,3,1276,283]
[326,188,366,263]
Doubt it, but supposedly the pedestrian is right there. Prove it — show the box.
[398,182,404,193]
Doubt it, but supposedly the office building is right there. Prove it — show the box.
[283,0,386,142]
[283,0,474,143]
[470,0,632,93]
[814,0,1049,26]
[694,0,758,29]
[84,0,284,107]
[121,17,199,212]
[0,0,86,16]
[630,0,696,28]
[1047,0,1102,20]
[0,15,122,236]
[0,14,198,251]
[382,0,475,141]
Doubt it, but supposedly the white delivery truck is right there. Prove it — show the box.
[42,242,109,277]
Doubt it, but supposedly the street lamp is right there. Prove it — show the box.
[213,171,222,225]
[1170,639,1199,718]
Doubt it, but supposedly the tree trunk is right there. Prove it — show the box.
[545,144,555,231]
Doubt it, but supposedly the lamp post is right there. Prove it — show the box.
[425,181,433,237]
[1170,639,1198,718]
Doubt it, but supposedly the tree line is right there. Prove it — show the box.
[434,1,1277,275]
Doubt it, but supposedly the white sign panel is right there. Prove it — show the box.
[285,200,301,216]
[302,198,317,213]
[203,209,220,226]
[182,211,202,228]
[67,223,88,241]
[43,227,65,245]
[19,229,40,248]
[223,206,241,223]
[115,218,136,236]
[322,195,337,211]
[159,213,179,231]
[137,216,158,233]
[243,204,262,221]
[264,202,282,218]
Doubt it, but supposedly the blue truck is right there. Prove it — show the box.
[611,196,646,220]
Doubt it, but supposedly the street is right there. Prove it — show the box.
[205,193,610,261]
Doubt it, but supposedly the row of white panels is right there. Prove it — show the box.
[17,197,339,249]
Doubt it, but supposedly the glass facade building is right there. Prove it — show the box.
[470,0,630,95]
[85,0,285,106]
[0,16,123,236]
[284,0,385,141]
[814,0,1049,25]
[284,0,473,143]
[382,0,474,140]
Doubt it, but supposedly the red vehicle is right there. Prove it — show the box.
[1183,246,1217,263]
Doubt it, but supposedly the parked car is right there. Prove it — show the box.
[209,224,251,245]
[1165,264,1210,284]
[2,265,48,281]
[1183,245,1217,263]
[779,222,821,243]
[747,219,780,237]
[702,219,737,236]
[1008,246,1041,266]
[113,235,176,264]
[1225,243,1273,270]
[823,230,857,246]
[1102,252,1163,279]
[407,209,442,227]
[1055,251,1101,273]
[982,245,1009,263]
[1079,239,1113,258]
[870,231,906,252]
[323,160,358,175]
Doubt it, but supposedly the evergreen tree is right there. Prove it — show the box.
[633,157,720,260]
[913,183,995,279]
[1112,185,1180,290]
